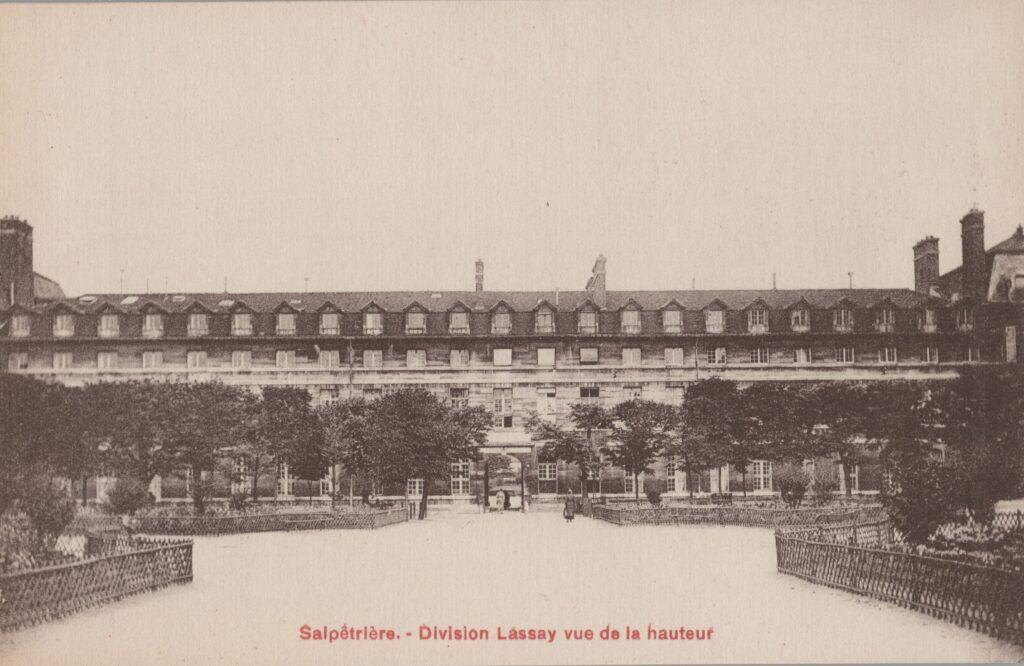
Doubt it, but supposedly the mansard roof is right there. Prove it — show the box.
[49,287,933,316]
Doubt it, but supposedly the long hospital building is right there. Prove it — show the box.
[2,209,1023,503]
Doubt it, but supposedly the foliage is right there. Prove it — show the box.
[18,477,76,548]
[527,402,612,500]
[882,449,962,545]
[228,493,250,512]
[774,463,810,508]
[646,487,662,507]
[105,476,153,516]
[670,379,742,497]
[605,399,675,499]
[809,462,839,504]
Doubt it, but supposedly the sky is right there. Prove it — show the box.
[1,1,1022,298]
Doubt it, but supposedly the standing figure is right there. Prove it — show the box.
[563,490,576,523]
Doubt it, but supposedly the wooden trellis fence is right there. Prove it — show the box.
[136,505,409,536]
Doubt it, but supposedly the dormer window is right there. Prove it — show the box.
[364,312,383,335]
[705,309,725,334]
[277,313,296,335]
[790,309,809,332]
[833,308,854,332]
[54,313,75,337]
[578,311,598,335]
[920,309,937,333]
[319,312,340,335]
[491,311,512,335]
[232,312,253,336]
[10,314,31,337]
[621,309,641,334]
[956,306,974,332]
[406,311,426,334]
[188,313,209,337]
[449,311,470,334]
[98,313,120,338]
[143,313,164,338]
[875,308,895,333]
[747,308,769,334]
[535,308,555,334]
[662,309,681,334]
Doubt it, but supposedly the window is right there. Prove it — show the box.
[187,313,209,337]
[405,311,426,334]
[748,308,768,333]
[449,387,469,408]
[7,352,28,370]
[879,346,898,364]
[876,308,895,332]
[319,468,334,496]
[538,462,556,481]
[98,314,120,338]
[143,313,164,338]
[621,309,641,334]
[624,385,642,400]
[790,309,809,332]
[493,348,512,366]
[708,347,727,364]
[925,346,939,364]
[53,352,73,369]
[276,350,296,368]
[579,347,599,365]
[750,347,769,364]
[579,386,600,404]
[535,309,555,334]
[839,464,859,493]
[665,461,681,493]
[622,348,642,366]
[623,472,642,494]
[187,351,208,368]
[11,314,31,337]
[705,309,725,334]
[449,311,469,334]
[142,351,163,369]
[450,349,470,367]
[232,313,253,336]
[956,307,974,332]
[363,312,383,335]
[97,352,118,369]
[407,349,426,367]
[751,460,772,492]
[537,347,555,367]
[491,311,511,335]
[231,458,249,495]
[318,388,340,406]
[920,309,937,333]
[363,350,383,368]
[319,312,340,335]
[536,387,557,416]
[662,309,681,333]
[53,313,75,337]
[794,347,811,364]
[231,350,252,368]
[278,463,295,496]
[318,350,341,368]
[406,478,424,497]
[833,308,854,332]
[665,347,685,366]
[451,462,470,495]
[493,388,513,428]
[835,347,855,364]
[277,313,296,335]
[578,311,598,334]
[966,346,980,362]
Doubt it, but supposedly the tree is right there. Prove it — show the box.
[286,412,329,505]
[526,402,613,500]
[46,385,111,506]
[605,399,675,500]
[0,374,57,515]
[671,379,742,496]
[319,398,372,505]
[803,382,874,496]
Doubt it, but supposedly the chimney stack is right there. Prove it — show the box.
[913,236,939,294]
[585,254,607,307]
[0,216,34,309]
[960,208,987,301]
[475,259,484,292]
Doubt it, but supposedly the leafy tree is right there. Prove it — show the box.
[605,399,675,500]
[0,375,56,515]
[774,463,810,508]
[526,402,613,500]
[882,446,961,544]
[105,476,153,515]
[671,379,741,496]
[286,411,329,505]
[46,385,110,506]
[319,398,372,505]
[735,382,806,494]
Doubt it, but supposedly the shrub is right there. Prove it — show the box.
[774,464,810,508]
[810,463,839,504]
[19,479,75,547]
[882,455,961,545]
[105,477,153,516]
[228,493,249,512]
[646,487,662,507]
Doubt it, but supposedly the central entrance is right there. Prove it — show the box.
[480,451,527,511]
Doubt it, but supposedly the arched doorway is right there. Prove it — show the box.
[482,452,525,511]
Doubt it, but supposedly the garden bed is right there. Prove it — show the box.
[136,505,411,535]
[589,503,886,528]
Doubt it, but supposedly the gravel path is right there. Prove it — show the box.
[3,510,1021,664]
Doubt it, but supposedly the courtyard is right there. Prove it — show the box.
[2,509,1021,665]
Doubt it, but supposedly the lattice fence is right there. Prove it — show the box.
[0,536,193,633]
[590,504,887,528]
[775,526,1024,645]
[136,505,410,536]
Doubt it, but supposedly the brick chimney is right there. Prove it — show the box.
[585,254,607,307]
[475,259,484,292]
[960,208,987,301]
[0,216,34,309]
[913,236,939,294]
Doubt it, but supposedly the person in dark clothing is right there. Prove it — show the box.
[563,490,576,523]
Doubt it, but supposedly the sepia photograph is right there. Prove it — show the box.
[1,1,1023,664]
